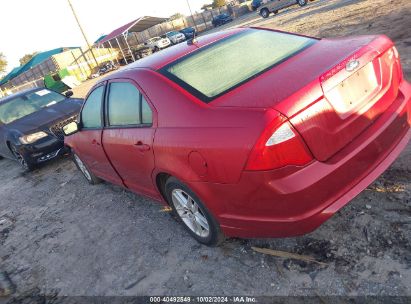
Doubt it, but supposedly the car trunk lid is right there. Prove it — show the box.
[289,36,401,161]
[214,35,402,162]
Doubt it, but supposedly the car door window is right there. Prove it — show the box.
[108,82,140,126]
[82,86,104,128]
[108,82,152,126]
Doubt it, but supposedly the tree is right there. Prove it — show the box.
[212,0,226,8]
[0,52,7,76]
[170,13,184,20]
[19,52,37,66]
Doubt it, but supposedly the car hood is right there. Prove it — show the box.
[6,98,83,134]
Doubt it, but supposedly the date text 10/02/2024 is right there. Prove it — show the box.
[149,296,257,303]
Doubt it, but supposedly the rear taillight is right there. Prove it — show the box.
[392,46,403,82]
[245,117,313,171]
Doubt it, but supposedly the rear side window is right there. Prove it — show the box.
[141,96,152,124]
[161,29,316,102]
[82,86,104,128]
[107,82,153,126]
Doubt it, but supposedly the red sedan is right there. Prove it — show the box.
[64,27,411,245]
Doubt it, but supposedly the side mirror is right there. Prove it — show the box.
[63,121,79,136]
[65,90,74,98]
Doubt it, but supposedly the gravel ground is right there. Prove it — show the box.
[1,0,410,300]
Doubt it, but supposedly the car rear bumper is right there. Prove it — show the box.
[189,80,411,238]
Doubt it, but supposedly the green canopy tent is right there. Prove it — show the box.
[0,48,77,89]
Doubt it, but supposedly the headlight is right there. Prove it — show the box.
[19,131,48,144]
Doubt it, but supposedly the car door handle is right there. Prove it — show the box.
[91,139,100,146]
[134,141,150,152]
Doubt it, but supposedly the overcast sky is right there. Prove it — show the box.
[0,0,212,73]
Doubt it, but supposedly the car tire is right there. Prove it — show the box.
[154,46,159,52]
[260,8,270,18]
[297,0,308,6]
[165,177,225,246]
[10,144,35,172]
[72,152,101,185]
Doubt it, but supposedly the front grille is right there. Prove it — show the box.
[50,115,77,141]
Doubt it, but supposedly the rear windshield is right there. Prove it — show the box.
[161,29,316,102]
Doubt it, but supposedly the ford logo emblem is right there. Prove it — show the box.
[346,60,360,72]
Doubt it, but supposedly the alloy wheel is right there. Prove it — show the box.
[171,189,210,238]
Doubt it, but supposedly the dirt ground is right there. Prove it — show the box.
[1,0,410,300]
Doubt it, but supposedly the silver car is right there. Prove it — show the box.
[165,31,186,44]
[259,0,310,18]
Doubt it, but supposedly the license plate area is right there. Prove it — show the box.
[324,61,382,118]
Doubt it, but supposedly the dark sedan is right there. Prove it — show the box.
[211,13,233,27]
[179,27,196,39]
[0,88,82,171]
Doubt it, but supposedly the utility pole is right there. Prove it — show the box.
[186,0,199,32]
[67,0,98,66]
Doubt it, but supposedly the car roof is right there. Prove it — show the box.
[0,87,43,104]
[119,27,245,72]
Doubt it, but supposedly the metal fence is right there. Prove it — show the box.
[62,47,119,81]
[132,4,251,42]
[98,3,252,65]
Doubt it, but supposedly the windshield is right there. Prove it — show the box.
[167,31,179,36]
[161,29,316,102]
[0,89,66,124]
